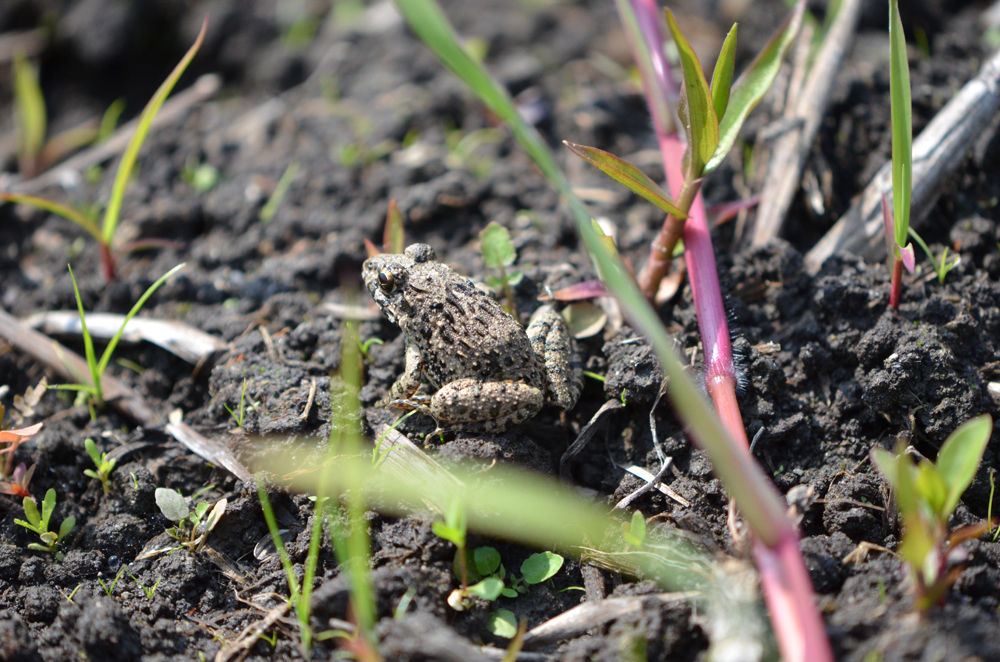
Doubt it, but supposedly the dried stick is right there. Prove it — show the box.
[749,0,863,247]
[806,45,1000,272]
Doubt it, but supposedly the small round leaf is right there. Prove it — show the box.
[155,488,189,522]
[521,551,564,585]
[486,609,518,639]
[474,546,502,576]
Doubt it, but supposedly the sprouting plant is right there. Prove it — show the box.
[908,227,960,284]
[83,438,117,495]
[872,414,994,612]
[15,488,76,561]
[881,0,916,309]
[124,565,162,599]
[0,462,36,499]
[479,221,523,318]
[224,378,249,428]
[433,497,470,584]
[259,161,300,222]
[622,510,647,548]
[52,263,184,412]
[97,566,127,597]
[180,156,220,193]
[1,19,207,281]
[0,406,44,476]
[154,487,227,553]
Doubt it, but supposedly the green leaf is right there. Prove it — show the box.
[21,496,41,529]
[711,24,738,120]
[39,532,57,547]
[67,265,100,401]
[889,0,912,246]
[474,546,502,576]
[85,438,101,466]
[665,9,718,178]
[936,414,993,518]
[465,577,504,601]
[0,195,102,242]
[914,461,948,519]
[486,609,518,638]
[630,510,647,544]
[41,489,56,529]
[384,199,405,254]
[521,551,564,584]
[102,18,207,244]
[563,142,686,217]
[13,53,46,165]
[871,448,900,489]
[705,0,805,174]
[479,222,516,269]
[58,516,76,542]
[155,488,190,522]
[500,587,518,598]
[431,522,463,547]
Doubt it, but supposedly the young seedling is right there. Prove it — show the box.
[479,221,522,317]
[1,19,207,281]
[433,497,470,585]
[224,378,249,428]
[53,263,184,412]
[15,488,76,561]
[872,414,994,612]
[259,161,300,222]
[0,462,36,499]
[882,0,916,309]
[97,565,128,597]
[154,487,227,553]
[622,510,647,548]
[83,438,117,495]
[908,227,960,284]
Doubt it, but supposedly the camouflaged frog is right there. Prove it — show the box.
[363,243,582,432]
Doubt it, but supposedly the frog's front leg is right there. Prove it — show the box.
[527,305,583,411]
[378,344,424,407]
[417,379,544,432]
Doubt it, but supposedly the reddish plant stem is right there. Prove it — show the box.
[637,180,699,299]
[99,242,117,282]
[889,255,903,309]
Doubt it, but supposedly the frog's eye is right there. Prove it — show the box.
[377,270,396,292]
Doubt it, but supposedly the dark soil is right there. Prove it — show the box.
[2,0,1000,660]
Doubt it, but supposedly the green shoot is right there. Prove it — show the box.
[520,550,564,584]
[15,488,76,561]
[154,487,227,552]
[259,161,300,222]
[884,0,916,308]
[622,510,647,548]
[433,497,469,584]
[83,438,117,495]
[383,198,405,254]
[872,414,994,611]
[908,227,960,284]
[123,565,161,599]
[224,378,249,428]
[487,609,518,639]
[97,566,128,597]
[479,222,522,317]
[97,99,127,143]
[13,52,46,178]
[1,19,207,281]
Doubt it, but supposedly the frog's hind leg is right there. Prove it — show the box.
[526,305,583,411]
[425,379,544,432]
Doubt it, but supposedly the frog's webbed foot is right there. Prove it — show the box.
[386,394,431,412]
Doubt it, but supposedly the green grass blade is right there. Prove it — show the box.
[102,18,207,244]
[563,142,686,217]
[711,24,738,120]
[0,194,102,241]
[613,0,676,139]
[705,0,805,174]
[937,414,992,517]
[67,265,101,400]
[13,53,46,167]
[889,0,912,246]
[95,263,185,378]
[664,9,718,178]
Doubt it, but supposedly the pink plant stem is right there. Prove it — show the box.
[889,255,903,309]
[99,242,117,282]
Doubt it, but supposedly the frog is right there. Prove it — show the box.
[363,243,582,432]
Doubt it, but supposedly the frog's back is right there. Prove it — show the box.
[401,263,544,390]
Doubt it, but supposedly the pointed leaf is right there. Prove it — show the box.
[665,9,718,178]
[889,0,912,245]
[13,53,46,164]
[0,194,102,241]
[85,438,101,466]
[705,0,805,174]
[914,461,948,518]
[881,191,895,265]
[937,414,992,518]
[630,510,647,543]
[563,142,686,217]
[711,24,738,120]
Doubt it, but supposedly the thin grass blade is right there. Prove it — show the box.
[13,53,46,171]
[614,0,677,141]
[665,9,718,178]
[102,18,207,244]
[705,0,805,174]
[67,265,100,397]
[889,0,912,246]
[563,142,686,217]
[0,194,102,241]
